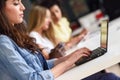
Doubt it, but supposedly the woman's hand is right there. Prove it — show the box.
[65,28,88,49]
[49,42,66,59]
[77,28,88,41]
[65,47,91,65]
[51,47,91,78]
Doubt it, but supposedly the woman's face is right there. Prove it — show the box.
[42,9,51,31]
[50,4,62,23]
[4,0,25,25]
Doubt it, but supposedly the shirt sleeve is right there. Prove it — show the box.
[47,59,57,69]
[29,31,42,44]
[0,36,54,80]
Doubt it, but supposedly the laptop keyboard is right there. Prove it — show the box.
[75,47,106,66]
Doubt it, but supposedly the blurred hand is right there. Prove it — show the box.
[49,42,66,59]
[78,28,88,40]
[67,28,88,48]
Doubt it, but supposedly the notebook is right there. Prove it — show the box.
[75,19,108,66]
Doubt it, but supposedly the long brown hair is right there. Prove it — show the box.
[0,0,40,53]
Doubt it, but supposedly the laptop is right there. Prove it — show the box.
[75,19,109,66]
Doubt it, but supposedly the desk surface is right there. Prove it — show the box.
[56,17,120,80]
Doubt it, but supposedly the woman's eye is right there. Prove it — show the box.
[13,2,19,5]
[13,0,20,5]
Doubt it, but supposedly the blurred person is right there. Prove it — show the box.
[28,5,54,59]
[40,0,88,49]
[28,5,66,59]
[1,0,120,80]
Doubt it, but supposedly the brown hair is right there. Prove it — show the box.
[0,0,40,53]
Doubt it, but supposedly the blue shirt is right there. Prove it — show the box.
[0,35,55,80]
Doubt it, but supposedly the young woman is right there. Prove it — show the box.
[28,5,67,59]
[0,0,120,80]
[28,5,55,59]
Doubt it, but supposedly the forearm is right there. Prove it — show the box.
[51,50,83,78]
[38,44,49,59]
[51,47,91,78]
[51,60,75,78]
[53,53,73,66]
[70,28,87,45]
[65,35,84,49]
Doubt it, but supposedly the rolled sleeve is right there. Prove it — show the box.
[38,70,54,80]
[47,59,57,69]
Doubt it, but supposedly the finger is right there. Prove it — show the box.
[81,47,91,53]
[82,53,89,57]
[77,48,91,56]
[83,51,91,56]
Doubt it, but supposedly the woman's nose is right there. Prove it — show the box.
[20,2,25,11]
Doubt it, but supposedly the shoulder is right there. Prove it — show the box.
[29,31,38,36]
[0,35,12,43]
[29,31,41,38]
[60,17,70,26]
[61,17,69,22]
[0,35,16,49]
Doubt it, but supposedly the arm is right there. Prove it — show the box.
[65,28,88,49]
[0,36,90,79]
[38,44,50,59]
[51,47,91,78]
[0,36,54,80]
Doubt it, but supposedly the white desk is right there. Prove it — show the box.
[56,17,120,80]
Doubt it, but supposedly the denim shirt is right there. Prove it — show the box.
[0,35,55,80]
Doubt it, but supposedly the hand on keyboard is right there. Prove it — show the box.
[75,47,106,66]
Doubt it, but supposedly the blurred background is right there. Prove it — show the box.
[22,0,120,31]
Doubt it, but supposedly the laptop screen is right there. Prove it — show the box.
[100,20,108,50]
